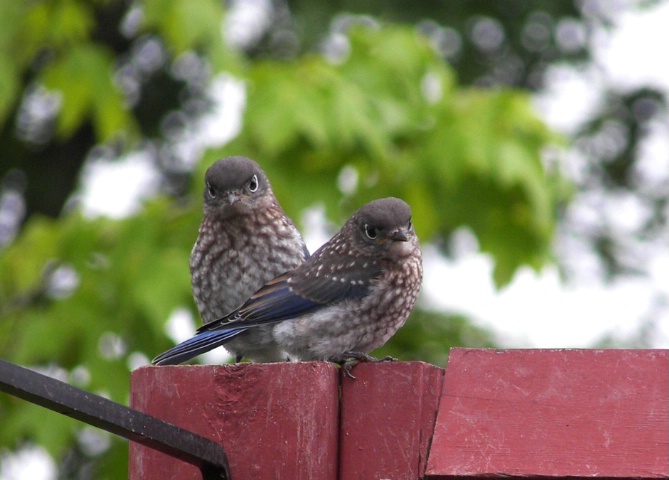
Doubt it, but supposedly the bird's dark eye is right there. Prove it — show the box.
[407,220,413,230]
[206,182,217,198]
[364,224,378,240]
[248,174,259,193]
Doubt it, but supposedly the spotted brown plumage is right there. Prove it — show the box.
[188,156,308,362]
[154,197,422,371]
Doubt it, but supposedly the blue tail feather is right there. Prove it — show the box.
[152,328,245,366]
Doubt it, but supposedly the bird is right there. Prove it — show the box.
[188,156,309,363]
[153,197,423,374]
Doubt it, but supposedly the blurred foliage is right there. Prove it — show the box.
[282,0,589,87]
[374,310,497,368]
[0,0,664,478]
[219,26,562,285]
[0,199,196,476]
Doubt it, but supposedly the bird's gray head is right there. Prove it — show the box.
[203,156,273,219]
[349,197,418,259]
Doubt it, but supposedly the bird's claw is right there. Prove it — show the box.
[334,351,398,379]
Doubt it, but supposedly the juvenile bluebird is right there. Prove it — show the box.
[188,156,309,363]
[153,197,423,373]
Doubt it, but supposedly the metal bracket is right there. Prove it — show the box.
[0,359,231,480]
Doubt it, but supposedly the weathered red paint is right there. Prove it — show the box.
[129,362,339,480]
[426,348,669,479]
[339,361,444,480]
[130,350,668,479]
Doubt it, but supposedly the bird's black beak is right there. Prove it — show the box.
[226,192,241,205]
[389,228,409,242]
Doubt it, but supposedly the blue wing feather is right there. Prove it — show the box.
[153,247,379,365]
[197,276,323,332]
[239,282,322,323]
[199,264,377,332]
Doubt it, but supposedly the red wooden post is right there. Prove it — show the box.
[129,350,668,479]
[339,362,444,480]
[129,362,339,480]
[426,348,669,479]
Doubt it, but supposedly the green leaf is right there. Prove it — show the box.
[42,44,132,140]
[47,0,93,46]
[143,0,236,70]
[0,57,19,128]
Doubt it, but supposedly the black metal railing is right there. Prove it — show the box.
[0,359,231,480]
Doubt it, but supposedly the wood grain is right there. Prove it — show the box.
[339,361,444,480]
[130,362,339,480]
[426,348,669,479]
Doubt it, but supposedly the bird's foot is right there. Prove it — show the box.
[333,351,398,379]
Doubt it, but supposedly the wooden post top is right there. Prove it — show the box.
[130,349,668,480]
[427,348,668,479]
